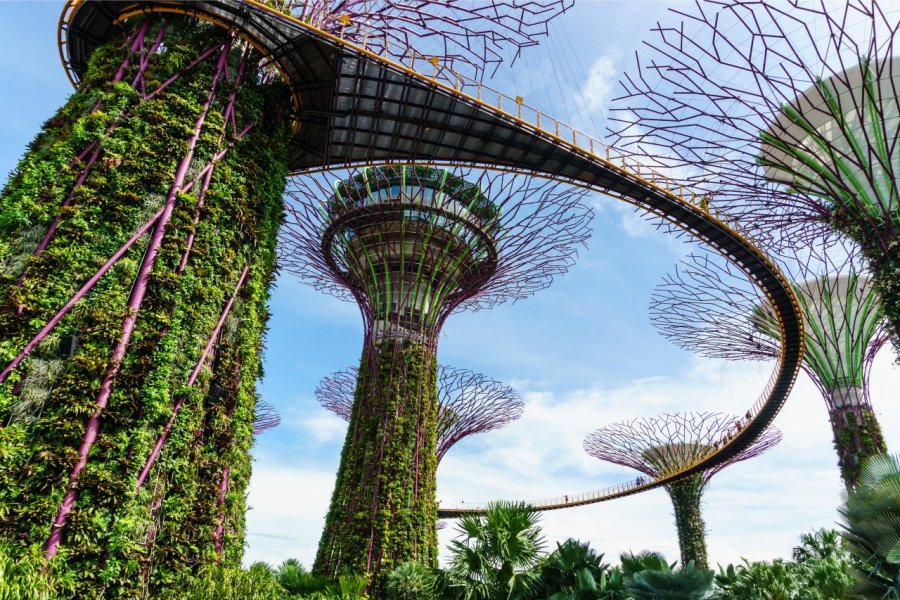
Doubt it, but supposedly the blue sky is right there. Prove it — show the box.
[3,0,900,570]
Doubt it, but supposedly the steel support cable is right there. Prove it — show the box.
[57,0,806,516]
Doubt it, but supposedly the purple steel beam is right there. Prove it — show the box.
[213,465,230,558]
[43,36,234,559]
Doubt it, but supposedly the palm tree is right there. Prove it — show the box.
[620,552,713,600]
[538,539,608,599]
[274,559,330,597]
[839,453,900,598]
[439,501,545,600]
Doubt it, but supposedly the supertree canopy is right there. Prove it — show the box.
[611,0,900,347]
[651,241,888,486]
[584,413,782,570]
[279,164,591,583]
[316,364,524,463]
[284,0,572,79]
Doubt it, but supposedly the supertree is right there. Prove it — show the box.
[0,0,572,594]
[0,11,293,590]
[651,241,889,487]
[317,364,524,463]
[610,0,900,347]
[279,164,592,583]
[584,413,782,569]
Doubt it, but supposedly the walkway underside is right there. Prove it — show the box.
[61,0,805,516]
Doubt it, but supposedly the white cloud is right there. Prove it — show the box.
[573,52,620,127]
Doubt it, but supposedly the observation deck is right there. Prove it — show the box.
[59,0,807,514]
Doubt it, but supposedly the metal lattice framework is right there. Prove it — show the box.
[280,165,593,346]
[283,0,572,79]
[316,365,524,462]
[652,241,889,485]
[652,244,887,412]
[53,0,807,520]
[584,412,782,490]
[611,0,900,247]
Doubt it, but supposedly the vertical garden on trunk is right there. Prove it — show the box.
[0,13,290,596]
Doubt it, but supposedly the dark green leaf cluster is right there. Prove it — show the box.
[839,453,900,598]
[326,166,499,223]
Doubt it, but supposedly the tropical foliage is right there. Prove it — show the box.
[839,453,900,598]
[436,501,545,599]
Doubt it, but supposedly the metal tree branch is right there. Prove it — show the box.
[584,412,781,485]
[610,0,900,345]
[651,240,889,485]
[316,365,524,462]
[253,398,281,435]
[280,165,593,348]
[285,0,572,79]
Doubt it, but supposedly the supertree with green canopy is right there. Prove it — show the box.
[610,0,900,350]
[651,241,889,486]
[316,364,524,464]
[0,10,294,591]
[584,413,782,570]
[279,164,592,585]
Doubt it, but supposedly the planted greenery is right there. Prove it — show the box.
[839,453,900,597]
[315,340,440,589]
[0,13,290,597]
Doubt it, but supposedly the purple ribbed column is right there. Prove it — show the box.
[213,465,230,558]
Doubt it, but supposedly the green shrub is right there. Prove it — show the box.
[275,559,330,597]
[385,561,434,600]
[184,563,287,599]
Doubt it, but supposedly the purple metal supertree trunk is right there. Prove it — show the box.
[585,412,782,569]
[285,0,572,79]
[610,0,900,347]
[651,239,889,487]
[316,364,524,463]
[279,165,591,585]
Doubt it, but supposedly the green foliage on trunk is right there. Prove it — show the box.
[0,15,290,596]
[315,339,440,593]
[668,477,709,571]
[830,407,887,487]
